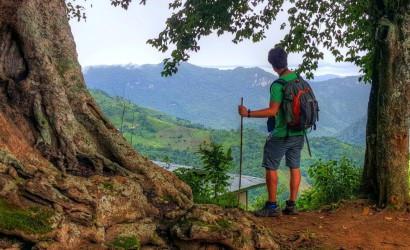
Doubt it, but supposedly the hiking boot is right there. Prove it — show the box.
[253,202,282,217]
[282,200,298,215]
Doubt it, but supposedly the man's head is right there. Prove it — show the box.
[268,47,288,70]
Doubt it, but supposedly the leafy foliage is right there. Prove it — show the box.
[174,142,236,206]
[145,0,376,80]
[65,0,88,21]
[280,0,373,80]
[66,0,397,81]
[298,157,362,210]
[303,137,365,174]
[174,167,209,200]
[198,142,234,198]
[65,0,145,21]
[201,192,238,207]
[110,0,135,10]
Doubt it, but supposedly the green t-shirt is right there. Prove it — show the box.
[270,71,305,137]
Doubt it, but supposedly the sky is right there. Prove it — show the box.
[69,0,361,76]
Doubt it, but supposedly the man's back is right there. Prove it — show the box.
[270,71,305,137]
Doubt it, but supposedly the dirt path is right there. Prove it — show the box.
[255,200,410,249]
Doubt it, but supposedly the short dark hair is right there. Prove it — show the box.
[268,47,288,69]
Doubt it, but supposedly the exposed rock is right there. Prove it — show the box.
[0,144,279,249]
[105,218,166,247]
[171,204,279,249]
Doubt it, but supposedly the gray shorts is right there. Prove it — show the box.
[262,135,304,170]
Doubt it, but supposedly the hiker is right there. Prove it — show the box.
[238,47,304,217]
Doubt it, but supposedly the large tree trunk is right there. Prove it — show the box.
[362,2,410,209]
[0,0,278,249]
[0,0,191,208]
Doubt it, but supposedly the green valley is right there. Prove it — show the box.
[90,89,365,181]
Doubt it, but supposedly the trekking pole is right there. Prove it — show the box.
[238,97,243,208]
[304,131,312,157]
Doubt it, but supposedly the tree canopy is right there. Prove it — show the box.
[66,0,375,78]
[148,0,376,79]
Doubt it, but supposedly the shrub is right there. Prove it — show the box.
[298,156,362,210]
[198,142,234,199]
[173,142,235,206]
[174,167,210,200]
[196,192,238,207]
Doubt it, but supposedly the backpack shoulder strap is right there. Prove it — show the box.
[274,78,287,85]
[296,75,313,87]
[269,78,287,92]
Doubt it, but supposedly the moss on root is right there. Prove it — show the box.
[216,219,233,229]
[101,182,115,192]
[109,236,140,250]
[0,198,54,234]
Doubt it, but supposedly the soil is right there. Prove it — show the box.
[255,199,410,250]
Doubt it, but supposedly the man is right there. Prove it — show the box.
[238,47,304,217]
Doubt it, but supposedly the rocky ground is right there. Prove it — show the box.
[256,199,410,249]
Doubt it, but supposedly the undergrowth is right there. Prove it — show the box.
[298,156,362,210]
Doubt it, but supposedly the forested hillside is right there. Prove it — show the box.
[84,63,371,136]
[90,89,365,181]
[337,116,367,146]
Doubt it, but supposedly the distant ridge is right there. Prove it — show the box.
[83,63,370,136]
[337,116,367,146]
[311,74,342,82]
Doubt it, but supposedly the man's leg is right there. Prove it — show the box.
[255,136,284,217]
[283,135,304,215]
[266,169,278,202]
[253,168,281,217]
[289,168,301,201]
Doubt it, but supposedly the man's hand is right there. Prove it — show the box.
[238,105,249,117]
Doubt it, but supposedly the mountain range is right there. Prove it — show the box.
[83,63,371,137]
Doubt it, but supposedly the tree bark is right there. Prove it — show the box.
[362,2,410,208]
[0,0,192,214]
